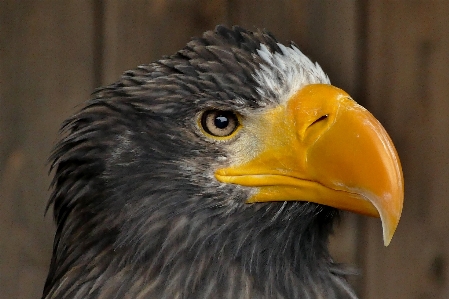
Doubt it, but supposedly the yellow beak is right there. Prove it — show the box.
[215,84,403,246]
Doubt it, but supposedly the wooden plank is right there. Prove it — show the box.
[100,0,364,292]
[0,1,96,298]
[230,0,362,286]
[362,1,449,298]
[98,0,364,291]
[101,0,228,84]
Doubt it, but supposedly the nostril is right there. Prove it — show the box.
[310,114,329,126]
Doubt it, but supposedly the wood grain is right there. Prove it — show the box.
[362,1,449,298]
[0,1,96,298]
[101,0,228,84]
[2,1,448,298]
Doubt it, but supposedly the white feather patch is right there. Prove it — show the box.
[254,43,330,104]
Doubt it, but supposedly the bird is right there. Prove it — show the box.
[42,25,403,299]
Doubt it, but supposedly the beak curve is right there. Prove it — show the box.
[215,84,404,246]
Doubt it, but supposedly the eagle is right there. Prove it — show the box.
[42,25,403,299]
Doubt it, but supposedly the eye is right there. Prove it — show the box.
[200,110,240,137]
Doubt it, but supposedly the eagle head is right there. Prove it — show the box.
[43,25,403,299]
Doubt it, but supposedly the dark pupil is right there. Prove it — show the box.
[214,115,229,129]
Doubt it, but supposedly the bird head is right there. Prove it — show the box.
[44,25,403,298]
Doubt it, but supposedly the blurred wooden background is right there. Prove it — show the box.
[1,1,448,298]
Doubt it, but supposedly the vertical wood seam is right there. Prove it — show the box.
[93,0,104,90]
[354,0,369,297]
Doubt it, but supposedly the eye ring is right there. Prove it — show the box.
[200,110,240,138]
